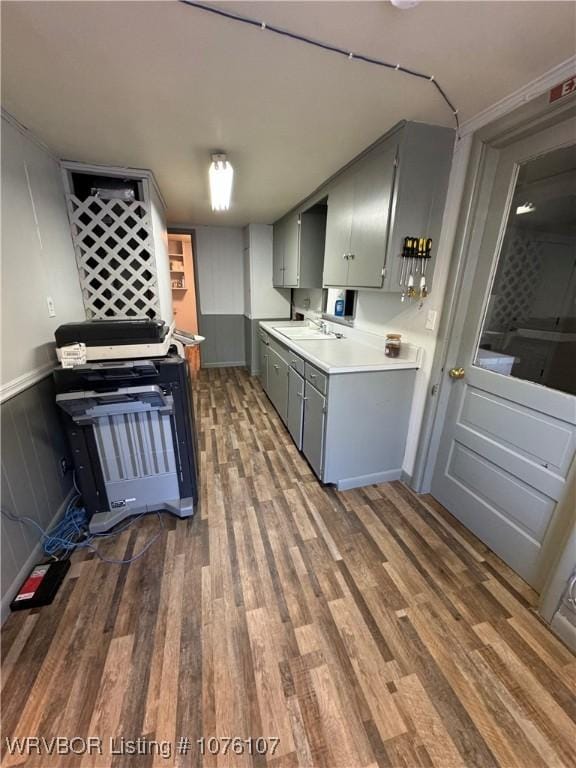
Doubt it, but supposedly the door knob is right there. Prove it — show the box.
[448,367,465,380]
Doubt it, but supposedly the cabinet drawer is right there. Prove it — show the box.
[305,363,327,395]
[268,336,292,365]
[287,353,304,376]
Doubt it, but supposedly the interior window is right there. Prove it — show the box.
[474,144,576,396]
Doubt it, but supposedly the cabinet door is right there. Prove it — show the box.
[323,177,354,286]
[267,348,289,424]
[259,339,269,391]
[302,381,326,479]
[287,367,305,449]
[283,213,300,287]
[272,221,285,287]
[347,142,397,288]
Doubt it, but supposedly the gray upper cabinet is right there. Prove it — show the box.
[322,121,453,291]
[273,207,326,289]
[282,213,300,287]
[323,177,354,286]
[383,122,453,292]
[348,141,398,287]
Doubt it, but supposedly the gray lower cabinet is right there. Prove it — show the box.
[287,367,305,449]
[267,347,289,424]
[259,327,416,489]
[259,337,269,390]
[302,381,326,479]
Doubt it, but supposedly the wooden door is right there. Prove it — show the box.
[431,118,576,589]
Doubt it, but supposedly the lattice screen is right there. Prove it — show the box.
[488,230,543,332]
[66,195,160,319]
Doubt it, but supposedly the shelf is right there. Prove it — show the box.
[170,270,185,274]
[172,287,187,292]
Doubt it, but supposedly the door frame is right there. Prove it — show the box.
[410,75,576,603]
[412,82,576,496]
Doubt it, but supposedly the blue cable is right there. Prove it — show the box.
[1,495,165,565]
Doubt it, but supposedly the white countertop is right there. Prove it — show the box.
[259,321,421,374]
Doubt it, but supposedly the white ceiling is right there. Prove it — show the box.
[2,1,574,226]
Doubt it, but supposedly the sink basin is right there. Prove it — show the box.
[276,326,338,341]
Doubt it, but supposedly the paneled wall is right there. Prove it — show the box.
[194,226,246,367]
[1,115,84,395]
[1,114,82,621]
[1,378,73,622]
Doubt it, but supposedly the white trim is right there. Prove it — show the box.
[0,363,54,405]
[549,612,576,654]
[1,488,76,625]
[1,109,58,160]
[460,57,576,137]
[335,468,402,491]
[60,160,167,212]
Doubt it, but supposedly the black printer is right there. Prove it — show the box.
[53,320,199,533]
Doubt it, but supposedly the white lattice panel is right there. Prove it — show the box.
[67,195,160,319]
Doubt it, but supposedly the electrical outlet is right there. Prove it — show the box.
[425,309,437,331]
[46,296,56,318]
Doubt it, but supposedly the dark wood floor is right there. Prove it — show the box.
[2,367,575,768]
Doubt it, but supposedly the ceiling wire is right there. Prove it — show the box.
[179,0,460,136]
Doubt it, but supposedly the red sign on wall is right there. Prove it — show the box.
[549,76,576,103]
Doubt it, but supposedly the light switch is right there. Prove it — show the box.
[46,296,56,318]
[425,309,437,331]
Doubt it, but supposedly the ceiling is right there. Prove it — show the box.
[2,1,574,226]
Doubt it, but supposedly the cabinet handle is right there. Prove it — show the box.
[291,359,299,365]
[342,253,348,260]
[348,253,355,260]
[309,373,317,379]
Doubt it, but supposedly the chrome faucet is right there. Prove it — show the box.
[319,321,328,334]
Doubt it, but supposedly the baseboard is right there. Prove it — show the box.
[400,470,413,488]
[201,361,247,369]
[1,488,75,625]
[550,610,576,654]
[335,469,402,491]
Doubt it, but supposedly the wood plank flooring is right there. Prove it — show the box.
[1,367,575,768]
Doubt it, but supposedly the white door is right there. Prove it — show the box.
[431,117,576,589]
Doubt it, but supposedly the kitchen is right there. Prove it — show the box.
[1,2,575,767]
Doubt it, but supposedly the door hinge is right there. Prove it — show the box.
[381,266,386,277]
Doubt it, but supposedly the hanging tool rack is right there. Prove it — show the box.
[399,236,433,302]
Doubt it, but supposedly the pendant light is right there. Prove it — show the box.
[209,153,233,211]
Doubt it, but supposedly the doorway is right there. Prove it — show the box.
[430,115,576,590]
[168,233,200,372]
